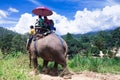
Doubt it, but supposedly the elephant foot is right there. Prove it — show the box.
[49,68,59,76]
[59,68,71,77]
[29,71,35,76]
[42,67,50,74]
[63,74,72,79]
[60,69,72,79]
[29,69,39,76]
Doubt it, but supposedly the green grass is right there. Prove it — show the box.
[0,52,120,80]
[0,53,28,80]
[68,54,120,74]
[0,52,42,80]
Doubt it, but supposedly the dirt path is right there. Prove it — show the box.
[38,71,120,80]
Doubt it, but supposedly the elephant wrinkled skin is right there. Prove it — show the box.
[28,33,70,76]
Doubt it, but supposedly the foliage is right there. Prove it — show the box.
[0,53,31,80]
[0,27,27,54]
[63,33,82,58]
[111,27,120,48]
[0,27,120,58]
[91,46,99,56]
[0,27,17,38]
[0,52,44,80]
[68,54,120,73]
[80,35,90,43]
[93,31,107,50]
[11,34,27,53]
[0,34,14,54]
[63,27,120,58]
[0,52,120,80]
[0,26,120,79]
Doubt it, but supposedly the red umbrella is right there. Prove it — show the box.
[32,6,53,16]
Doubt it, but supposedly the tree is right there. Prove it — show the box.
[80,35,90,43]
[11,34,27,53]
[63,33,74,41]
[112,27,120,48]
[63,33,82,58]
[93,31,107,50]
[91,46,99,56]
[1,34,14,54]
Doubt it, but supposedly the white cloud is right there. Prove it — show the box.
[0,9,18,27]
[0,10,8,19]
[28,0,42,6]
[9,5,120,35]
[8,7,19,13]
[50,5,120,34]
[9,13,37,33]
[0,20,17,24]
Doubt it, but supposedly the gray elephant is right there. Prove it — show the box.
[28,33,70,76]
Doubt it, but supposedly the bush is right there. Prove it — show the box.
[68,54,120,73]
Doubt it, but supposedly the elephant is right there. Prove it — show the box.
[28,33,70,76]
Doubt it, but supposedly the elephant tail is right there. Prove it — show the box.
[63,40,68,59]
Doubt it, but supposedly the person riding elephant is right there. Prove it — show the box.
[35,15,44,33]
[38,15,44,27]
[43,16,56,32]
[43,16,50,29]
[27,25,35,50]
[49,19,56,31]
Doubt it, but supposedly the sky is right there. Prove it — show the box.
[0,0,120,35]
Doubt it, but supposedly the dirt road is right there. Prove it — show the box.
[39,71,120,80]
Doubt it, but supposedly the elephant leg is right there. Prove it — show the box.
[54,62,58,69]
[32,58,38,69]
[29,56,39,75]
[31,56,39,75]
[49,62,59,76]
[42,60,49,74]
[61,66,72,79]
[29,52,32,68]
[59,59,71,77]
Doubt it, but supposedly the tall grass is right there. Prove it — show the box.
[68,54,120,74]
[0,52,120,80]
[0,52,42,80]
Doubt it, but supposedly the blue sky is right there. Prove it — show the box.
[0,0,120,35]
[0,0,117,18]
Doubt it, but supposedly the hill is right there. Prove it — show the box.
[0,27,18,38]
[71,29,113,38]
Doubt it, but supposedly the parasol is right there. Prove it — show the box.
[32,6,53,16]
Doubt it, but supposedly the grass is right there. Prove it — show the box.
[68,54,120,74]
[0,52,42,80]
[0,52,120,80]
[0,53,28,80]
